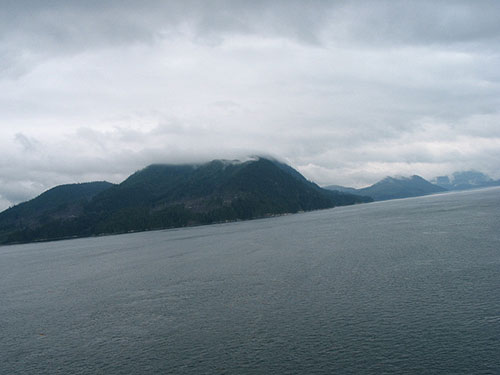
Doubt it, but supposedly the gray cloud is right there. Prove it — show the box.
[3,1,500,71]
[14,132,39,152]
[1,1,500,210]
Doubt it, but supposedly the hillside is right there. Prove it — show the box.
[0,158,372,244]
[0,181,114,243]
[325,175,446,201]
[323,184,359,195]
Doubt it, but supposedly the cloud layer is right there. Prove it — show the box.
[1,1,500,210]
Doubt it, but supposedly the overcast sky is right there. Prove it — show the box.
[1,0,500,210]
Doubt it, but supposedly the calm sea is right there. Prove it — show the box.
[1,187,499,374]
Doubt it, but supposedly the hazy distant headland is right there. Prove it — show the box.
[325,170,500,201]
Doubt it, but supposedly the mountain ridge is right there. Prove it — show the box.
[432,170,500,191]
[325,175,446,201]
[0,181,114,229]
[0,157,371,245]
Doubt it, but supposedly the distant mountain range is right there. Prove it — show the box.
[325,170,500,202]
[325,175,446,201]
[432,171,500,191]
[0,157,371,245]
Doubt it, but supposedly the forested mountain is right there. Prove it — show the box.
[0,158,371,244]
[0,182,113,238]
[325,175,446,201]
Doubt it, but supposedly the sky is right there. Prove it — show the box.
[1,0,500,210]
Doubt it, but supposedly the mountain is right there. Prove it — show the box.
[358,175,446,201]
[0,181,114,242]
[323,184,359,195]
[325,175,446,201]
[432,170,500,191]
[0,157,372,245]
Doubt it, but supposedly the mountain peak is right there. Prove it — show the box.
[326,174,445,201]
[0,158,370,244]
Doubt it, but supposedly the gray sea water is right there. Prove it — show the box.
[1,187,499,374]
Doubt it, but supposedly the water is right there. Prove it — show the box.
[1,188,499,374]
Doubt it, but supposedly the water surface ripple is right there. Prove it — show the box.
[1,188,499,374]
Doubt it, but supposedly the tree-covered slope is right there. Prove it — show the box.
[84,158,372,235]
[0,158,372,244]
[0,182,114,243]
